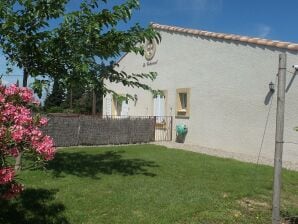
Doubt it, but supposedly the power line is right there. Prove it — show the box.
[1,74,23,77]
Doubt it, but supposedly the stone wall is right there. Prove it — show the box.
[42,114,155,147]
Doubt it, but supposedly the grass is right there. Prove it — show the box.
[1,144,298,224]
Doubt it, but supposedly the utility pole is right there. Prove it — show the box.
[272,53,287,224]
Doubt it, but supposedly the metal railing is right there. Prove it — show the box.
[153,116,173,142]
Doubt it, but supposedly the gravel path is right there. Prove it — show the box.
[153,141,298,171]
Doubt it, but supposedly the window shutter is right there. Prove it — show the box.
[106,95,112,116]
[121,101,129,117]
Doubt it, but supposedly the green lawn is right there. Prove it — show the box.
[1,144,298,224]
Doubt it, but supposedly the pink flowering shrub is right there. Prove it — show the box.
[0,84,55,199]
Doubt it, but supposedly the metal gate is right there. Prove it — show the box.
[154,116,173,141]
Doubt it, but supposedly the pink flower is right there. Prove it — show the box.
[3,103,17,118]
[10,125,26,143]
[9,147,19,157]
[14,107,32,125]
[33,135,56,160]
[0,126,6,139]
[0,94,5,103]
[2,84,39,105]
[19,87,34,103]
[0,167,15,185]
[2,183,24,200]
[4,85,18,96]
[39,117,48,126]
[0,84,55,200]
[30,128,43,142]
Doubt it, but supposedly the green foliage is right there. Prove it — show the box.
[44,78,65,109]
[0,0,68,79]
[30,78,50,98]
[46,0,161,98]
[65,88,102,114]
[44,106,64,113]
[0,0,161,109]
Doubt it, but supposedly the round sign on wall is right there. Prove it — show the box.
[144,40,156,61]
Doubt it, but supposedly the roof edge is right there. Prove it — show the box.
[151,23,298,51]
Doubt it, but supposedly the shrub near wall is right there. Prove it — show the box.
[0,84,55,199]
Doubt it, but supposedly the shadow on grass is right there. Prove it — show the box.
[0,188,68,224]
[47,150,158,178]
[284,217,298,224]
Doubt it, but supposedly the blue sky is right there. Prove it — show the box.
[1,0,298,90]
[133,0,298,42]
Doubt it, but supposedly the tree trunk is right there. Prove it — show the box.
[15,69,29,171]
[22,68,29,88]
[70,88,73,109]
[92,89,96,115]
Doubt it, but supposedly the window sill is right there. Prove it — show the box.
[175,115,190,119]
[177,109,187,113]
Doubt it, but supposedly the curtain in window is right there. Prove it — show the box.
[154,95,165,123]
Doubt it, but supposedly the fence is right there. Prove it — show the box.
[43,115,155,146]
[42,114,172,147]
[154,116,173,142]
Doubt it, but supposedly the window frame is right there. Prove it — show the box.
[176,88,190,118]
[112,94,128,116]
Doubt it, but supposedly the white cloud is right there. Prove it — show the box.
[256,24,271,38]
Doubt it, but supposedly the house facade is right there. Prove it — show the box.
[103,23,298,166]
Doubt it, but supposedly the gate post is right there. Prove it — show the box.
[77,115,81,146]
[153,116,156,141]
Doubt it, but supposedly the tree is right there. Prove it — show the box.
[0,0,67,170]
[44,78,65,110]
[45,0,160,100]
[0,0,160,105]
[0,0,68,88]
[0,0,161,168]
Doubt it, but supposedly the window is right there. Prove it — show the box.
[112,95,129,117]
[176,88,190,117]
[179,93,187,111]
[112,96,122,116]
[153,91,167,124]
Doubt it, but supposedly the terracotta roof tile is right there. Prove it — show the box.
[151,23,298,51]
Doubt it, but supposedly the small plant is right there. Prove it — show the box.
[0,84,55,199]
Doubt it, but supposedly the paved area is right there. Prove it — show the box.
[153,141,298,171]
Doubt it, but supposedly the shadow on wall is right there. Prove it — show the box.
[264,71,297,105]
[47,150,159,178]
[0,188,68,224]
[264,90,275,105]
[286,71,297,93]
[176,134,187,143]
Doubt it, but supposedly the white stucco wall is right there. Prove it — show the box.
[103,29,298,165]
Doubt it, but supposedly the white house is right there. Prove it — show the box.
[103,23,298,167]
